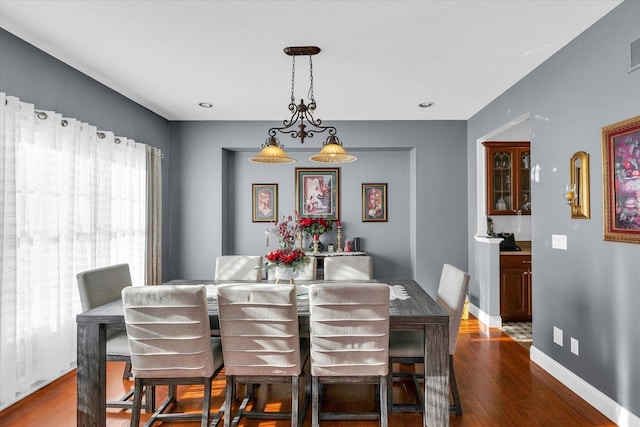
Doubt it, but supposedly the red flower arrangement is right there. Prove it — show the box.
[265,247,309,271]
[264,215,310,271]
[297,217,333,236]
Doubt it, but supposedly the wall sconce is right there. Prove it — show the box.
[565,151,591,219]
[563,184,577,205]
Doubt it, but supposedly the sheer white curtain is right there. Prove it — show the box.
[0,93,148,408]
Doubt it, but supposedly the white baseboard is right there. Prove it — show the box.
[468,302,502,328]
[530,346,640,427]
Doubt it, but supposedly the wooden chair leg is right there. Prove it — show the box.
[131,378,144,427]
[450,355,463,416]
[380,375,388,427]
[144,385,156,413]
[224,376,234,427]
[387,362,394,414]
[202,380,212,427]
[312,376,320,427]
[122,361,132,380]
[291,375,299,427]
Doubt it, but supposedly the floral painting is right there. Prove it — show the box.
[252,184,277,222]
[602,115,640,244]
[295,168,340,220]
[362,183,388,222]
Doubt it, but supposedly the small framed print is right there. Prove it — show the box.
[362,183,387,222]
[252,184,278,222]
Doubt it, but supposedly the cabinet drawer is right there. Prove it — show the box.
[500,254,531,268]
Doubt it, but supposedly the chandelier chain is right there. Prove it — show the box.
[290,55,296,104]
[308,55,315,102]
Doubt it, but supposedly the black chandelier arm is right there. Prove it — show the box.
[268,122,337,141]
[268,127,300,140]
[267,98,336,144]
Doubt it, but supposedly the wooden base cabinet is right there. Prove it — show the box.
[500,254,532,322]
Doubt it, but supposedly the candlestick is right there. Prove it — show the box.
[336,225,343,252]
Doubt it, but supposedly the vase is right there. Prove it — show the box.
[274,266,300,283]
[308,235,325,253]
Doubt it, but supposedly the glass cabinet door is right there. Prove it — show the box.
[484,141,531,216]
[519,149,531,212]
[491,150,513,212]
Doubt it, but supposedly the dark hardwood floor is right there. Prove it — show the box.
[0,316,615,426]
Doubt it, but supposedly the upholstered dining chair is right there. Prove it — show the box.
[268,256,317,281]
[214,255,262,281]
[308,282,390,427]
[388,263,470,415]
[122,285,225,427]
[323,256,372,280]
[216,283,309,427]
[76,263,152,412]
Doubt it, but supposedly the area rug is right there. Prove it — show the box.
[500,322,532,349]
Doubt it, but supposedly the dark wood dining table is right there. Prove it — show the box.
[76,279,450,426]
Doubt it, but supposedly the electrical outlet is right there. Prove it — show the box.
[571,337,579,355]
[554,326,563,346]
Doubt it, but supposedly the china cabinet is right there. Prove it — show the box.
[484,141,531,215]
[500,254,532,322]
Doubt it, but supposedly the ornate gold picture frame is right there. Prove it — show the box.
[602,115,640,244]
[295,168,340,220]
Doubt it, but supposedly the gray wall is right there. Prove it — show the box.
[168,120,468,296]
[467,1,640,417]
[0,28,469,296]
[0,28,172,281]
[10,3,638,418]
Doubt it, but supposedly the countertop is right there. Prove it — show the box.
[500,240,531,256]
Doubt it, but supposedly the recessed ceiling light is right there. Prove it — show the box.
[419,101,435,108]
[198,102,213,108]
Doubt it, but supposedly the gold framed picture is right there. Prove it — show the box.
[252,183,278,222]
[295,168,340,220]
[602,115,640,244]
[362,183,387,222]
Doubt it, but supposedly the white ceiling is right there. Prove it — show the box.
[0,0,622,121]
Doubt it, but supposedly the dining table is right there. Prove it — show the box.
[76,279,450,426]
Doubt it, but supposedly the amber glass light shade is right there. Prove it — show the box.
[249,137,296,164]
[309,136,357,163]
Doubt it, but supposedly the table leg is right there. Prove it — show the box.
[77,322,106,427]
[424,323,449,426]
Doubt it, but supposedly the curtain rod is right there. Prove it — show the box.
[35,109,121,144]
[32,109,164,157]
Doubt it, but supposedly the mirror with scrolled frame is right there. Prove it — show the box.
[569,151,590,219]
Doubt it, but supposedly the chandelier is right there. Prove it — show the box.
[249,46,356,164]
